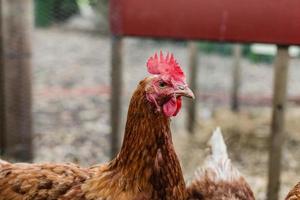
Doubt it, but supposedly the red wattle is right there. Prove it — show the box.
[173,97,182,116]
[162,97,182,117]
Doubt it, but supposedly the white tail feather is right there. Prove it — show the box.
[208,127,228,162]
[193,127,241,182]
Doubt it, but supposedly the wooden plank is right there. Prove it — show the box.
[1,0,33,161]
[110,35,123,158]
[110,0,300,45]
[267,45,289,200]
[186,41,198,134]
[230,44,242,112]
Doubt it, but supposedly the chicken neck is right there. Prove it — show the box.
[83,80,187,200]
[114,81,186,199]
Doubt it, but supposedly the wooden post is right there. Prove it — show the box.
[110,35,123,158]
[1,0,33,161]
[0,0,4,156]
[186,41,198,134]
[267,45,289,200]
[230,44,242,112]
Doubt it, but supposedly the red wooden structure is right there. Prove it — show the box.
[110,0,300,44]
[109,1,300,200]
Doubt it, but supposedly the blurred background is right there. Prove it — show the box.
[0,0,300,199]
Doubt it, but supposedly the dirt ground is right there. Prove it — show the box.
[32,27,300,200]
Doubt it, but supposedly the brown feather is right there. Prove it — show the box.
[0,163,90,200]
[285,182,300,200]
[186,128,255,200]
[187,174,255,200]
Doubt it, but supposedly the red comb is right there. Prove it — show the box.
[146,51,186,84]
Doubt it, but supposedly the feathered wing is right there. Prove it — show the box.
[285,182,300,200]
[187,127,255,200]
[0,162,91,200]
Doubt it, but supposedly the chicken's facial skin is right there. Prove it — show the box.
[145,76,194,117]
[145,52,194,117]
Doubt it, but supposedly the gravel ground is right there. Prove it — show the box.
[32,26,300,199]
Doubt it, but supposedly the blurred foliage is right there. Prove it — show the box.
[35,0,110,33]
[86,0,109,21]
[199,42,233,56]
[198,42,274,63]
[151,39,274,63]
[88,0,109,12]
[35,0,80,27]
[35,0,53,27]
[53,0,80,22]
[88,0,109,33]
[78,0,109,14]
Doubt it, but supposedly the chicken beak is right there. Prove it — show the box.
[175,86,195,99]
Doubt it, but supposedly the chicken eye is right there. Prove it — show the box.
[159,81,167,88]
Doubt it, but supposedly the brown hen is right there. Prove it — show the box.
[0,52,194,200]
[187,128,255,200]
